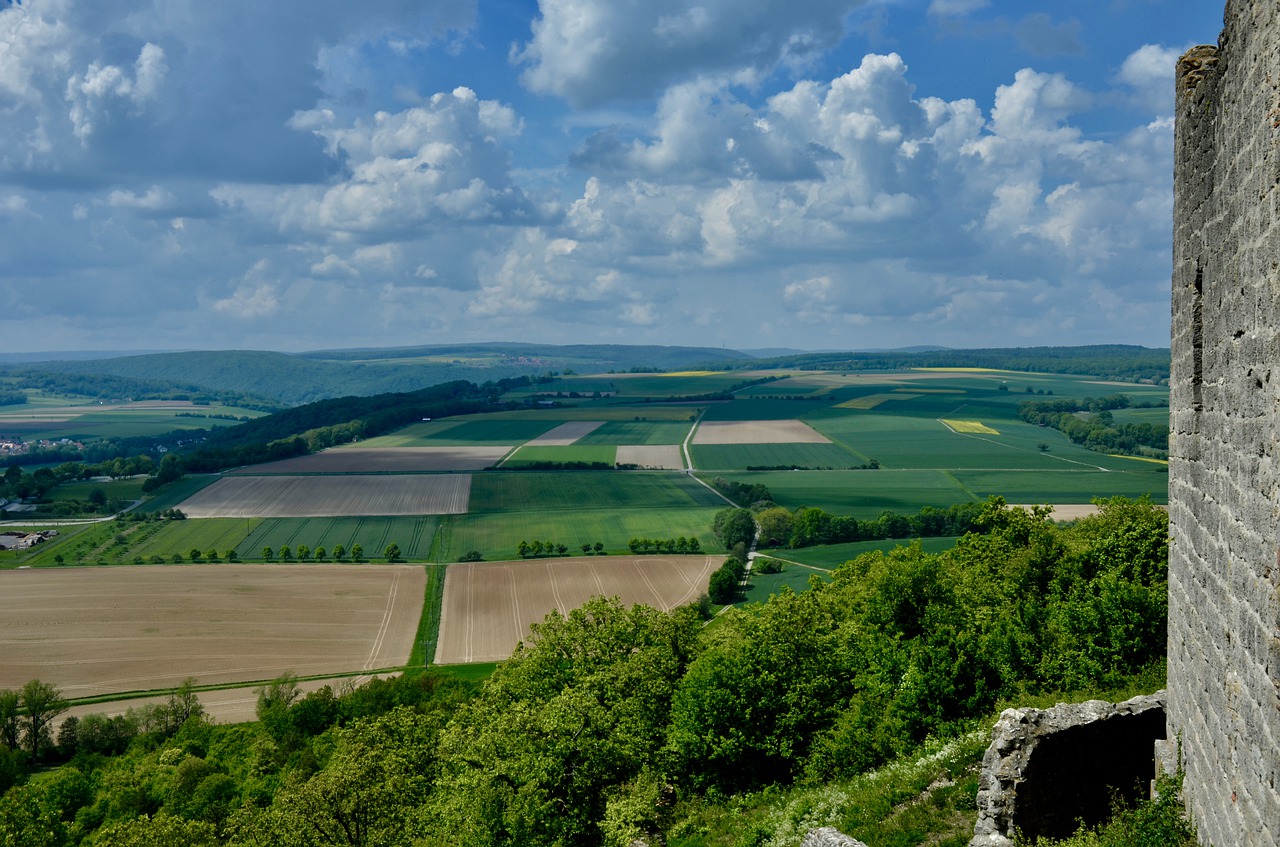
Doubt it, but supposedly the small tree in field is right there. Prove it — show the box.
[351,544,363,562]
[332,544,346,561]
[262,547,274,561]
[384,543,401,563]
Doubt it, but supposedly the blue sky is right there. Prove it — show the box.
[0,0,1222,354]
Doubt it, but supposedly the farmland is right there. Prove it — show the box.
[3,358,1170,685]
[436,555,719,663]
[0,564,425,697]
[177,474,472,517]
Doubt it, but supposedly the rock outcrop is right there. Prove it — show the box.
[969,692,1166,846]
[800,827,868,847]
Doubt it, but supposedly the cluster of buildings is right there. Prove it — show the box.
[0,529,58,549]
[0,437,84,457]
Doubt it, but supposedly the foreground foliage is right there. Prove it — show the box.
[0,498,1170,847]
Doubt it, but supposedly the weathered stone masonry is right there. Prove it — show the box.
[1171,2,1280,845]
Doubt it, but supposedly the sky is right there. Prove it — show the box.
[0,0,1224,355]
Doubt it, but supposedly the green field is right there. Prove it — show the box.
[710,469,976,516]
[701,397,835,421]
[240,516,441,560]
[124,517,256,560]
[503,445,617,466]
[760,536,965,569]
[575,420,692,445]
[0,399,265,442]
[811,415,1076,470]
[739,564,833,603]
[437,508,723,560]
[468,471,725,513]
[952,467,1167,502]
[691,442,867,470]
[46,478,147,502]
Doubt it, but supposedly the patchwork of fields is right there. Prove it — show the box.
[0,565,424,696]
[436,555,719,663]
[4,364,1171,688]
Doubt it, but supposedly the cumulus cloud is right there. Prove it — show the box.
[514,0,867,107]
[1117,44,1183,115]
[0,0,475,184]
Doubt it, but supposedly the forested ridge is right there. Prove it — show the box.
[699,344,1170,384]
[0,497,1170,847]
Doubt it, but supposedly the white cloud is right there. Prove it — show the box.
[208,282,281,320]
[514,0,866,107]
[106,185,174,210]
[1117,44,1183,115]
[927,0,990,18]
[259,88,535,236]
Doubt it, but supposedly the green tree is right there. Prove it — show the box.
[351,544,364,562]
[707,566,738,604]
[755,507,794,548]
[430,598,702,847]
[19,679,67,761]
[384,543,401,563]
[0,689,20,751]
[262,546,274,561]
[332,544,346,561]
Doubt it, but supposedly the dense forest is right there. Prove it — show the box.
[0,497,1170,847]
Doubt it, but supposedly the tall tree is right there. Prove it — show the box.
[19,679,67,760]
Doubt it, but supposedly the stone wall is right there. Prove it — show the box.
[1170,2,1280,845]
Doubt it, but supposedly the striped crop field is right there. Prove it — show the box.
[231,446,509,473]
[436,555,719,663]
[176,474,471,517]
[0,564,424,697]
[239,516,441,560]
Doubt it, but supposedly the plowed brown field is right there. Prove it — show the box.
[229,446,510,474]
[176,474,471,517]
[0,564,425,698]
[436,555,719,663]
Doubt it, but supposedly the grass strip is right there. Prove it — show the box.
[409,563,447,666]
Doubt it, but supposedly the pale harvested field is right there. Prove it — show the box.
[0,565,424,698]
[617,444,685,469]
[230,446,510,474]
[437,555,719,663]
[177,474,471,517]
[693,420,831,445]
[526,420,605,445]
[940,419,1000,435]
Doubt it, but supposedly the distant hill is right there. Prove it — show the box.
[8,344,749,407]
[696,344,1170,383]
